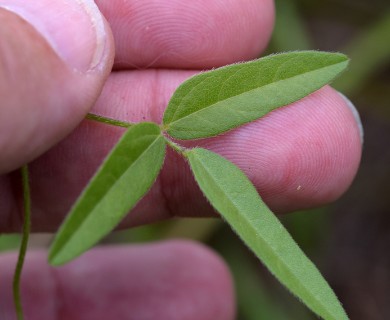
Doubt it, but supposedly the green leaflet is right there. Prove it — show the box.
[163,51,349,139]
[187,148,348,320]
[49,123,166,266]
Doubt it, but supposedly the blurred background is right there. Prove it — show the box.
[1,0,389,319]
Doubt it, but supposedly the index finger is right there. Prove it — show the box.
[95,0,275,69]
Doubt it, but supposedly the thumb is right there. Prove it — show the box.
[0,0,114,174]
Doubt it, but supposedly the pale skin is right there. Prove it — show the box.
[0,0,362,319]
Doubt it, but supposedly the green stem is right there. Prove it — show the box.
[86,113,133,128]
[13,165,31,320]
[164,137,187,155]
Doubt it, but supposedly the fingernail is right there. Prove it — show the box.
[338,92,364,144]
[0,0,106,72]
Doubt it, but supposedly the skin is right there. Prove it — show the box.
[0,0,362,319]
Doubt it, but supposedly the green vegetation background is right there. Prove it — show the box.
[1,0,389,319]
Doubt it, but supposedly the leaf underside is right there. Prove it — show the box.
[163,51,349,140]
[49,122,166,265]
[187,148,348,320]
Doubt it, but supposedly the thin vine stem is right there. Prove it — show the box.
[86,113,133,128]
[13,165,31,320]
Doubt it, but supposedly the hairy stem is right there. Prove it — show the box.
[13,165,31,320]
[86,113,133,128]
[164,137,187,154]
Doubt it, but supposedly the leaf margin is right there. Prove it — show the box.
[49,122,166,266]
[163,51,349,140]
[186,147,349,320]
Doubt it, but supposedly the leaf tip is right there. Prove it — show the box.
[48,248,72,267]
[48,237,74,266]
[332,52,350,76]
[47,251,61,267]
[338,52,350,63]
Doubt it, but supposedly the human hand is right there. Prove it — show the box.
[0,0,362,319]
